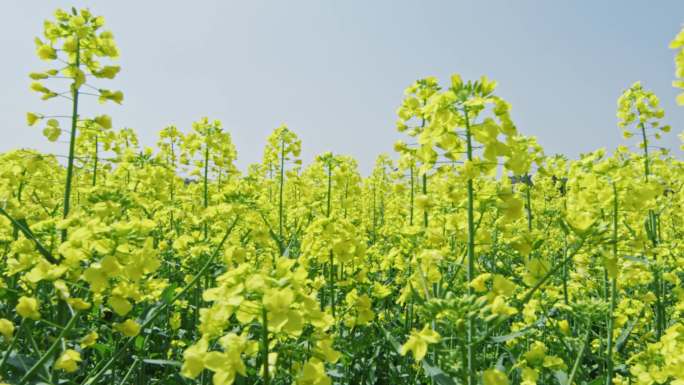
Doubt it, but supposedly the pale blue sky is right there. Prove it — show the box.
[1,1,683,173]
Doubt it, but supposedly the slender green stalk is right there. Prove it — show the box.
[19,311,80,385]
[603,268,609,304]
[422,173,428,227]
[343,179,349,218]
[473,235,588,348]
[118,359,139,385]
[380,168,386,227]
[639,122,664,339]
[653,270,664,339]
[520,235,587,305]
[329,250,335,317]
[325,160,335,315]
[92,135,98,186]
[61,37,81,242]
[278,135,285,253]
[15,171,27,242]
[639,122,650,180]
[372,185,377,241]
[0,206,58,264]
[80,219,238,385]
[200,141,211,336]
[606,183,619,385]
[419,114,428,228]
[562,235,569,305]
[464,107,475,385]
[326,160,332,217]
[0,319,26,373]
[562,193,569,305]
[525,182,532,231]
[16,171,26,202]
[262,307,270,385]
[568,327,591,385]
[203,142,210,239]
[169,142,177,235]
[409,162,415,226]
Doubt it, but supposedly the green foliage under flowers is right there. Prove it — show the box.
[2,7,684,385]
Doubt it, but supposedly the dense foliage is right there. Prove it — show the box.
[1,7,684,385]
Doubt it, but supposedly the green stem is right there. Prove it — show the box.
[464,107,475,385]
[525,182,532,231]
[92,135,98,187]
[0,206,58,264]
[568,327,591,385]
[562,235,569,305]
[325,159,335,315]
[606,183,618,385]
[472,235,587,348]
[118,359,139,385]
[640,122,664,339]
[639,122,650,180]
[422,172,428,227]
[520,235,587,305]
[329,251,335,317]
[19,311,80,385]
[653,270,663,339]
[203,142,210,239]
[80,218,239,385]
[372,185,377,241]
[562,195,569,305]
[278,136,285,254]
[409,162,415,226]
[326,160,332,217]
[0,319,26,373]
[262,307,270,385]
[62,36,81,243]
[14,171,27,238]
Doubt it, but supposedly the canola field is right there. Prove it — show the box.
[1,7,684,385]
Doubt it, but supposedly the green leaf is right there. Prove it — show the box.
[616,315,640,353]
[379,325,402,352]
[92,343,112,355]
[491,327,533,343]
[0,206,58,264]
[142,359,182,367]
[495,353,508,372]
[327,368,345,378]
[5,352,38,371]
[161,283,177,304]
[134,335,145,350]
[422,359,460,385]
[553,370,568,385]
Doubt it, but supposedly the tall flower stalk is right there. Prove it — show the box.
[617,81,671,339]
[27,7,123,241]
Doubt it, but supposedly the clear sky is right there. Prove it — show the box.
[1,1,683,173]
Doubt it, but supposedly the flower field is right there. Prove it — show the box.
[2,7,684,385]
